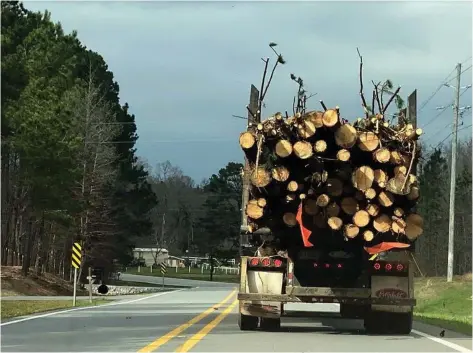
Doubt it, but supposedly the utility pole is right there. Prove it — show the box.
[447,63,461,283]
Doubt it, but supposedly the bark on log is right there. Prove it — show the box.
[341,197,359,215]
[304,199,319,215]
[314,213,327,228]
[327,202,341,217]
[406,186,420,200]
[283,212,298,227]
[327,178,343,197]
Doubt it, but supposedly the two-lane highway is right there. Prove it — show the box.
[1,275,472,352]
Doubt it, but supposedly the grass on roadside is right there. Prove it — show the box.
[1,299,110,320]
[126,267,239,283]
[414,275,472,335]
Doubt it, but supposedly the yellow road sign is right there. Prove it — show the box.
[72,242,82,269]
[160,262,167,274]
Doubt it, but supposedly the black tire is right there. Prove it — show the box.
[364,311,413,335]
[340,304,367,319]
[238,313,258,331]
[260,317,281,331]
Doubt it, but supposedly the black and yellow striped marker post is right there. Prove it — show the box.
[160,262,167,288]
[72,242,82,269]
[72,242,82,306]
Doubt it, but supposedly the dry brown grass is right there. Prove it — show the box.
[1,266,87,296]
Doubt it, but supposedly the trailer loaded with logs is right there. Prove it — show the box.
[239,109,423,256]
[237,44,421,335]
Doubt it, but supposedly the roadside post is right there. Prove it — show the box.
[87,267,93,303]
[71,242,82,307]
[160,262,167,289]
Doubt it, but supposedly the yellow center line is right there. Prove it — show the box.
[174,298,239,353]
[137,289,237,353]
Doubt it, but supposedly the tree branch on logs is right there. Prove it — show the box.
[239,46,423,256]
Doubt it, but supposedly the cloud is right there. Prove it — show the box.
[24,1,472,181]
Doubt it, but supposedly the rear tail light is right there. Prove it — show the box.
[261,257,271,267]
[313,262,318,268]
[324,263,330,268]
[337,263,343,269]
[249,258,259,266]
[373,261,407,272]
[248,257,285,268]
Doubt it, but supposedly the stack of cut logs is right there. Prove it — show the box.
[240,108,423,249]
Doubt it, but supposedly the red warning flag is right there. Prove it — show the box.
[296,202,313,247]
[364,242,411,255]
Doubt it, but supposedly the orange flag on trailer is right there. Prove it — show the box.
[364,242,411,255]
[296,202,313,247]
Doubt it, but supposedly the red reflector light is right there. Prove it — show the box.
[249,258,259,266]
[274,259,283,267]
[324,263,330,268]
[374,263,381,270]
[261,258,271,267]
[385,263,392,271]
[396,264,404,271]
[313,262,318,268]
[337,263,343,269]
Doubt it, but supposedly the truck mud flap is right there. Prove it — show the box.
[240,302,281,319]
[238,293,415,306]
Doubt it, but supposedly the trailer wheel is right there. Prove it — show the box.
[260,317,281,331]
[364,311,412,335]
[238,313,258,331]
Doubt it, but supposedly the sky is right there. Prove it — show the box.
[25,1,473,182]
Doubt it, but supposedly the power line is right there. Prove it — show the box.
[432,124,472,150]
[422,87,471,130]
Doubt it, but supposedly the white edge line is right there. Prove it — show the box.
[0,288,188,327]
[412,329,473,353]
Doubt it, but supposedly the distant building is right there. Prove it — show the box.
[132,248,169,266]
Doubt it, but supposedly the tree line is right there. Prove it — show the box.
[1,2,157,280]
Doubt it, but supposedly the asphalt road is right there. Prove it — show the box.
[1,275,472,352]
